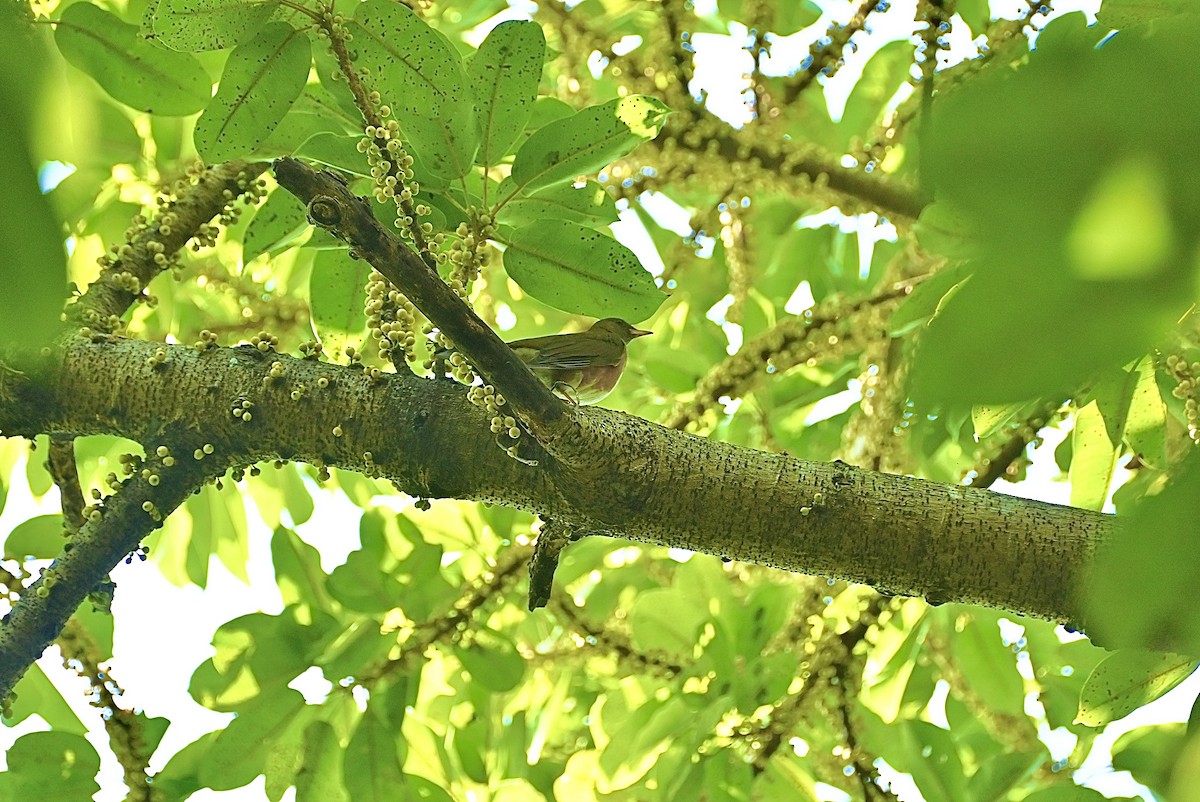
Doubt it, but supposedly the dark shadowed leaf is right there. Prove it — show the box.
[352,0,477,179]
[510,96,669,193]
[195,22,312,163]
[55,2,210,115]
[468,20,545,166]
[502,221,664,321]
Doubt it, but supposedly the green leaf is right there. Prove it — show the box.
[628,588,703,659]
[309,248,371,356]
[955,0,993,31]
[912,202,983,260]
[195,22,312,163]
[1070,367,1140,510]
[200,687,312,791]
[353,0,478,179]
[599,696,692,790]
[153,733,218,800]
[344,706,406,802]
[771,1,821,34]
[243,188,310,264]
[0,731,100,800]
[888,264,970,338]
[4,664,85,733]
[145,0,278,52]
[971,401,1026,441]
[454,628,525,692]
[271,527,335,612]
[1087,450,1200,651]
[502,221,665,321]
[1020,785,1112,802]
[0,12,68,350]
[913,16,1200,407]
[1076,650,1199,727]
[968,750,1046,802]
[3,513,64,559]
[321,619,395,682]
[1125,356,1167,469]
[451,716,488,783]
[902,720,969,801]
[468,20,545,166]
[1067,156,1177,281]
[278,464,316,525]
[1111,723,1188,795]
[326,519,408,614]
[495,180,619,228]
[55,2,211,115]
[297,721,349,802]
[257,106,358,156]
[187,482,249,584]
[295,133,371,176]
[1097,0,1197,28]
[510,96,670,193]
[194,607,337,711]
[527,96,575,130]
[74,601,116,659]
[948,610,1027,718]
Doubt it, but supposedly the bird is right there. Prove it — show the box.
[506,318,650,405]
[439,318,650,405]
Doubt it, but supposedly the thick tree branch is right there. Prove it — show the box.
[1,335,1121,658]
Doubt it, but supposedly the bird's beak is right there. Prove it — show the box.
[631,327,651,338]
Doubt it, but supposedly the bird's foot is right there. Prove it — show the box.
[550,381,579,406]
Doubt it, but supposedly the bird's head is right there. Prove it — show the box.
[591,318,651,344]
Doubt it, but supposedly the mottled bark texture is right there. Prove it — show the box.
[1,335,1115,677]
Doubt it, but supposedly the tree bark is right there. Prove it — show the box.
[1,335,1116,646]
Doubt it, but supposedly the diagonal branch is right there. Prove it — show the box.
[0,452,226,700]
[272,157,571,444]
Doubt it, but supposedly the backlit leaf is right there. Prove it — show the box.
[195,22,312,163]
[55,2,210,115]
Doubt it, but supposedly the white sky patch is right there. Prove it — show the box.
[289,666,332,705]
[38,161,75,193]
[463,0,537,45]
[927,679,951,728]
[804,379,863,426]
[587,49,609,79]
[638,191,694,237]
[611,34,642,56]
[813,782,852,802]
[612,205,666,278]
[872,759,923,801]
[688,30,755,127]
[705,294,744,354]
[494,302,517,331]
[784,280,816,315]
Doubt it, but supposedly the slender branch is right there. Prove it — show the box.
[967,400,1063,489]
[0,453,224,700]
[361,545,531,685]
[48,436,84,531]
[67,162,267,333]
[781,0,884,105]
[664,280,919,430]
[272,157,571,443]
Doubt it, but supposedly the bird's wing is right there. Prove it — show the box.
[519,336,620,370]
